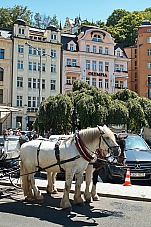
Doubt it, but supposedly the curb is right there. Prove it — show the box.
[1,181,151,202]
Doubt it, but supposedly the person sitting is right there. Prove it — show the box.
[32,131,38,140]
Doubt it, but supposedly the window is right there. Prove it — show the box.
[67,59,71,66]
[0,68,3,81]
[66,76,71,84]
[92,78,96,86]
[42,63,45,71]
[117,50,120,57]
[18,45,24,53]
[17,95,22,107]
[18,60,23,69]
[70,44,74,51]
[42,49,46,56]
[51,49,56,58]
[120,81,124,88]
[19,28,24,34]
[147,62,151,69]
[115,81,118,88]
[37,79,40,89]
[105,62,109,71]
[51,33,57,40]
[86,45,90,52]
[86,77,90,85]
[148,88,151,99]
[33,97,36,107]
[99,61,103,71]
[17,77,23,87]
[72,77,76,84]
[148,76,151,85]
[50,80,56,90]
[105,47,108,55]
[99,78,103,88]
[92,34,102,42]
[0,89,3,103]
[42,79,45,89]
[33,62,37,71]
[115,64,119,71]
[105,79,109,88]
[120,65,123,72]
[148,50,151,56]
[33,78,36,88]
[33,49,37,55]
[147,37,151,43]
[92,61,96,70]
[28,78,32,88]
[93,45,96,53]
[72,59,76,67]
[0,49,4,59]
[29,46,32,54]
[51,64,56,73]
[86,60,90,69]
[28,62,32,70]
[28,96,31,107]
[99,46,102,54]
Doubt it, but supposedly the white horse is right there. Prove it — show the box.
[46,125,121,202]
[20,125,121,210]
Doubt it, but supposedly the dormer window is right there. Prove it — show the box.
[19,28,24,35]
[117,50,120,57]
[92,34,103,42]
[70,44,74,51]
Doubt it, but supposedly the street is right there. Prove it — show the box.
[0,184,151,227]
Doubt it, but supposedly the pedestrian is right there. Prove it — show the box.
[32,131,38,140]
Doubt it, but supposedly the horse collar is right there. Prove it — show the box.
[75,133,94,162]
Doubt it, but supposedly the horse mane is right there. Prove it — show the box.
[101,125,115,141]
[79,127,100,145]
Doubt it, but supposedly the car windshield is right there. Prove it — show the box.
[125,135,150,150]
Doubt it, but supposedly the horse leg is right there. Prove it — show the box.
[91,169,100,201]
[60,170,74,210]
[74,170,84,205]
[47,172,58,194]
[28,173,43,202]
[84,164,93,202]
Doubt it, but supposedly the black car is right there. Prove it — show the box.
[99,133,151,183]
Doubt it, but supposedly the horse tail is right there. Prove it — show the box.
[20,160,30,197]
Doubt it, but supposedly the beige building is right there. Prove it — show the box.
[12,19,61,130]
[0,29,13,133]
[62,25,129,94]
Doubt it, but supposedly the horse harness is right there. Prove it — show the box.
[36,139,80,172]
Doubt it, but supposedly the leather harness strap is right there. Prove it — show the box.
[75,133,95,162]
[55,141,65,172]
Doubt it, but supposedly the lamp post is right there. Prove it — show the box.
[25,42,52,107]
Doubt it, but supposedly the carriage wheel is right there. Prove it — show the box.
[9,167,21,189]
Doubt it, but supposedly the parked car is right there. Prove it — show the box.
[99,133,151,183]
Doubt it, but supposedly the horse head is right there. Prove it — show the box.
[97,125,121,159]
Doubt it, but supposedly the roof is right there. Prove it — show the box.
[0,106,21,112]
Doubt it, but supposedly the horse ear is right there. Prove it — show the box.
[97,125,104,135]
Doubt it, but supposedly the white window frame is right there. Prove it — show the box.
[86,60,90,69]
[17,77,23,87]
[50,80,56,90]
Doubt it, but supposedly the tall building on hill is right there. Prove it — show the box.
[61,25,129,94]
[125,20,151,99]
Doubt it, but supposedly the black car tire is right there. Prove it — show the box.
[99,166,110,183]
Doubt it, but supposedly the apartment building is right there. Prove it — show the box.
[62,25,129,94]
[0,28,13,132]
[125,20,151,98]
[12,19,61,130]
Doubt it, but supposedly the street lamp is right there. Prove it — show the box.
[25,42,52,107]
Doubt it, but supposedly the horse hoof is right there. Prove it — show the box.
[93,195,100,201]
[25,196,35,201]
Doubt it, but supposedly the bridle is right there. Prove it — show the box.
[98,132,120,158]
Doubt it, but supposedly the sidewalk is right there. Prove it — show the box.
[1,177,151,202]
[35,178,151,202]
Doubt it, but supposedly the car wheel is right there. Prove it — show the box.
[99,166,110,183]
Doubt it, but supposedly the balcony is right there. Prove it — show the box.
[27,107,38,112]
[114,70,128,79]
[65,65,81,73]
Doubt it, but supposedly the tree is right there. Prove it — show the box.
[106,9,130,27]
[33,13,59,28]
[0,5,33,29]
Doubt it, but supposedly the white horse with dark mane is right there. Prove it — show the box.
[20,125,121,209]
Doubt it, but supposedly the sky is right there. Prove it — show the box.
[1,0,151,25]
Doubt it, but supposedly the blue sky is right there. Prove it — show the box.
[1,0,151,25]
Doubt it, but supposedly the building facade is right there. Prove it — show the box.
[0,28,13,133]
[62,25,129,94]
[12,19,61,130]
[125,20,151,99]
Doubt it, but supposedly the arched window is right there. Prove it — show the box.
[92,34,103,42]
[0,67,3,81]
